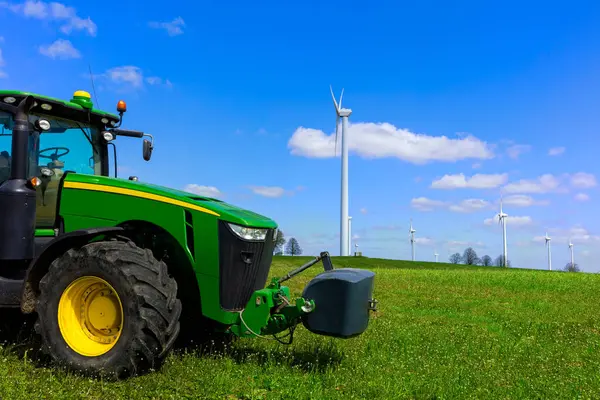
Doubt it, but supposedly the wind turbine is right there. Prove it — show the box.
[545,231,552,271]
[409,218,416,261]
[569,238,574,269]
[347,216,353,256]
[497,196,508,267]
[434,249,439,263]
[330,85,352,256]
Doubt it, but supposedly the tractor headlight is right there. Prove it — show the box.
[227,223,268,241]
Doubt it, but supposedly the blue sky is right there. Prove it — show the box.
[2,0,600,271]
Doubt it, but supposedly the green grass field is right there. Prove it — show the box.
[0,256,599,399]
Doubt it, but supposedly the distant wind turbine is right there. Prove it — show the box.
[545,231,552,271]
[409,218,416,261]
[569,238,574,268]
[434,249,439,263]
[330,85,352,256]
[497,195,508,267]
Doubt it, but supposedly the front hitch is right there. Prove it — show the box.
[228,251,377,343]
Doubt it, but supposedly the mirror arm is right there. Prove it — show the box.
[142,133,154,147]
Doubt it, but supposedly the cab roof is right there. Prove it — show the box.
[0,90,121,127]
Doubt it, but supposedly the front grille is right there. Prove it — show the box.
[218,221,275,311]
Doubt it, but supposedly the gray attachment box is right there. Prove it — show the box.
[301,268,375,338]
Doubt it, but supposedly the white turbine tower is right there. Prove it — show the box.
[569,238,574,269]
[409,218,416,261]
[347,216,353,256]
[330,85,352,256]
[434,249,439,263]
[497,196,508,267]
[545,231,552,271]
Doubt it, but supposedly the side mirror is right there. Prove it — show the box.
[143,139,153,161]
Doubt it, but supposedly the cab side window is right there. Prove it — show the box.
[0,125,12,184]
[33,116,101,228]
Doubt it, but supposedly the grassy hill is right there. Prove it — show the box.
[0,256,598,399]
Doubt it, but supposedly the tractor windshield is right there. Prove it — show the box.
[29,113,103,177]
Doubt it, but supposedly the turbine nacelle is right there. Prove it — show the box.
[330,85,352,157]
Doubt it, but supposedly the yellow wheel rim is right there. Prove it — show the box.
[58,276,124,357]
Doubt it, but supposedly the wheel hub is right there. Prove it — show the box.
[58,276,124,357]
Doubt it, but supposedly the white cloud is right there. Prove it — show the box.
[502,172,595,194]
[288,122,494,164]
[570,172,597,189]
[502,174,564,194]
[148,17,185,36]
[448,199,491,213]
[501,194,549,207]
[472,163,482,169]
[410,197,448,211]
[0,1,97,36]
[360,207,368,214]
[94,66,170,90]
[248,186,286,198]
[0,46,7,78]
[484,215,533,227]
[411,197,491,213]
[414,237,434,246]
[574,193,590,202]
[548,147,565,156]
[39,39,80,59]
[183,184,222,198]
[105,66,143,88]
[447,240,485,248]
[146,76,173,88]
[430,173,508,189]
[506,144,531,159]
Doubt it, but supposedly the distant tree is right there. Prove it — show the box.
[273,229,286,255]
[449,253,462,264]
[285,237,302,256]
[274,250,283,256]
[494,255,511,267]
[462,247,480,265]
[481,255,493,267]
[563,262,581,272]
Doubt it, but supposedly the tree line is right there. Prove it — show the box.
[273,229,303,256]
[448,247,511,267]
[448,247,581,272]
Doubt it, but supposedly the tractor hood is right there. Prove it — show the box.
[63,174,278,229]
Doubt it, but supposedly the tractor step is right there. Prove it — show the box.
[0,276,23,307]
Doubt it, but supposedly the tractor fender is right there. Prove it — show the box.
[20,226,125,314]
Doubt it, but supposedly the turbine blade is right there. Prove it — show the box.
[330,85,339,112]
[339,88,344,109]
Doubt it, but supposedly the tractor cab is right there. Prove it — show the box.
[0,90,153,233]
[0,90,153,261]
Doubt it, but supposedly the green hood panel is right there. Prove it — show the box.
[63,174,277,229]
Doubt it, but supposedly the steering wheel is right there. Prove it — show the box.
[39,147,70,161]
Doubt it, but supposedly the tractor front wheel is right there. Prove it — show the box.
[34,239,182,379]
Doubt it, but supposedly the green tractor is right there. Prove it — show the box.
[0,89,377,378]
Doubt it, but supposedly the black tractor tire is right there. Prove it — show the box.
[34,239,182,379]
